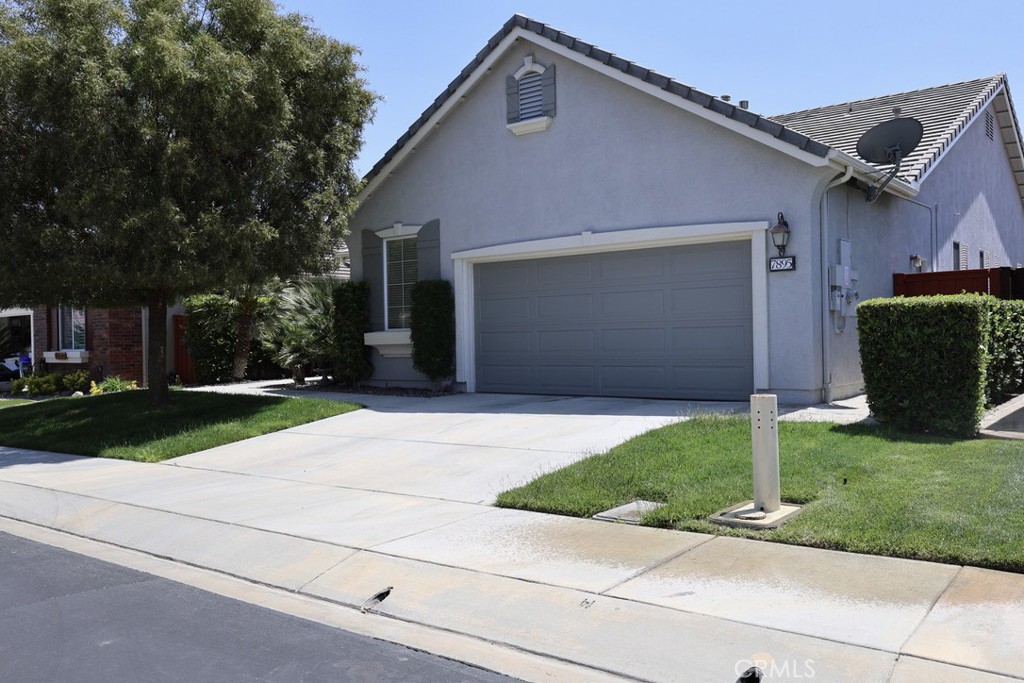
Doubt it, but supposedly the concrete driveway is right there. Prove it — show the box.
[170,390,743,505]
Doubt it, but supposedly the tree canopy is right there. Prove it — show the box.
[0,0,375,403]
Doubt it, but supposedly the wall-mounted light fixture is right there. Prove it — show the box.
[769,212,790,257]
[910,254,925,272]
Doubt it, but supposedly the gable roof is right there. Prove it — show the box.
[360,14,1024,205]
[771,75,1024,201]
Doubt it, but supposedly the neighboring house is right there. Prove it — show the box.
[349,14,1024,404]
[25,306,150,384]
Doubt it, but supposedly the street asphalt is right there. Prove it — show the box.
[0,530,518,683]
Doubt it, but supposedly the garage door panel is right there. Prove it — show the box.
[672,325,750,356]
[537,256,593,286]
[479,364,535,388]
[537,365,596,390]
[599,250,665,281]
[477,262,533,293]
[479,296,532,322]
[600,290,666,317]
[671,284,749,316]
[673,364,753,397]
[601,328,666,353]
[601,365,670,391]
[537,329,594,352]
[475,241,752,400]
[669,243,748,277]
[479,331,532,353]
[537,293,593,319]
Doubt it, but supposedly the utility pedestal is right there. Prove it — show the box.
[710,394,803,529]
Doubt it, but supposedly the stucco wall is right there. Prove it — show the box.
[825,99,1024,398]
[352,41,845,400]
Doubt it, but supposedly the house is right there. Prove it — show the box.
[11,306,178,385]
[347,14,1024,404]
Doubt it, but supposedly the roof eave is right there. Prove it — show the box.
[826,150,919,198]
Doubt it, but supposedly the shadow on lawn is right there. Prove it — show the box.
[826,421,975,445]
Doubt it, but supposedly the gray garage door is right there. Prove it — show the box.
[474,241,753,400]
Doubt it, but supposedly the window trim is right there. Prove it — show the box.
[58,306,87,351]
[382,235,419,331]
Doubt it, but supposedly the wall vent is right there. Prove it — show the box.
[986,111,995,141]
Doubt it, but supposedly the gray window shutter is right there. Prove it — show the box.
[506,75,519,123]
[541,64,556,117]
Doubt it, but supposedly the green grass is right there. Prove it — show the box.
[497,414,1024,572]
[0,398,33,409]
[0,390,360,462]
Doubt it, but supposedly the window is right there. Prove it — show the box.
[384,237,418,329]
[953,241,969,271]
[980,249,989,269]
[506,55,555,136]
[58,307,86,350]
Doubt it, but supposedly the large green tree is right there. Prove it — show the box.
[0,0,375,404]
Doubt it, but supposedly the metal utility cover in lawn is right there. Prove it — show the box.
[593,500,665,525]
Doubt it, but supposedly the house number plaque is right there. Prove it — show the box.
[769,256,796,272]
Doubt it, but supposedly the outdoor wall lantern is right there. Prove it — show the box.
[769,212,790,256]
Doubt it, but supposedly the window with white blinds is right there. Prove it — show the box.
[385,237,418,329]
[59,307,86,350]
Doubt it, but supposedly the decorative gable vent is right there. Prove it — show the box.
[986,111,995,141]
[506,55,555,136]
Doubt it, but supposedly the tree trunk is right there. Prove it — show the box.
[232,295,257,381]
[147,291,170,406]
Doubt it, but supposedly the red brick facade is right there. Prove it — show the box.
[31,306,145,383]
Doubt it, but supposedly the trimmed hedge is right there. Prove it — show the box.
[858,294,1024,436]
[332,280,373,386]
[410,279,455,383]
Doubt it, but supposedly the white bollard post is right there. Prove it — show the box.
[750,394,781,513]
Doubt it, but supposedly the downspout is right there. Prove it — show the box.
[819,165,854,404]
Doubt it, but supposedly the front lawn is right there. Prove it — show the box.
[0,390,360,462]
[0,398,33,409]
[497,414,1024,572]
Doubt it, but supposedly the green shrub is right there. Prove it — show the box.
[332,280,373,386]
[10,377,26,395]
[26,372,60,396]
[271,278,337,374]
[857,294,1024,437]
[62,369,90,393]
[985,299,1024,404]
[90,375,137,394]
[183,294,236,383]
[410,279,455,384]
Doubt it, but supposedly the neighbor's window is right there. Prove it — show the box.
[58,307,86,350]
[384,237,418,329]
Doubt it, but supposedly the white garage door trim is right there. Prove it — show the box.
[452,220,769,394]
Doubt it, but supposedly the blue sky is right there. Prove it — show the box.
[275,0,1024,177]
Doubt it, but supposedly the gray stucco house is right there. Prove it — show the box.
[349,14,1024,404]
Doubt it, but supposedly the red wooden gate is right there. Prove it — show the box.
[172,314,196,384]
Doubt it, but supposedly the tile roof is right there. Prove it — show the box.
[362,15,1024,204]
[771,75,1011,184]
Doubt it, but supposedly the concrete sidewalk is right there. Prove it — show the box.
[0,391,1021,682]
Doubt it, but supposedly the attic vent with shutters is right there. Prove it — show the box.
[985,111,995,141]
[506,55,555,136]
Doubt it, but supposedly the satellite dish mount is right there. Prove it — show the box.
[855,117,923,203]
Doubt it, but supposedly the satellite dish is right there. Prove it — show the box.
[855,117,923,202]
